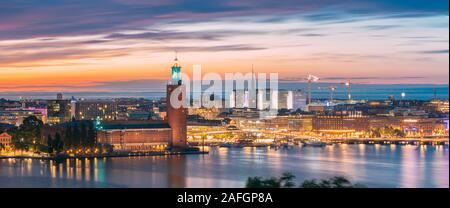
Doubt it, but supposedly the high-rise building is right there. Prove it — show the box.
[166,56,187,148]
[74,99,118,121]
[292,90,307,111]
[70,96,76,119]
[47,98,71,125]
[278,90,294,110]
[57,93,63,100]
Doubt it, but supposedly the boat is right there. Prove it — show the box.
[281,142,296,148]
[209,143,220,147]
[219,142,233,148]
[304,139,327,147]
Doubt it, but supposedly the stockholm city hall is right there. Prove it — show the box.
[166,55,188,148]
[95,56,188,151]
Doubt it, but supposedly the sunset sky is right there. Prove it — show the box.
[0,0,448,92]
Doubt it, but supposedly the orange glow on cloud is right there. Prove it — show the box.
[0,10,448,92]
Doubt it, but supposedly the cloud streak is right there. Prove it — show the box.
[0,0,448,88]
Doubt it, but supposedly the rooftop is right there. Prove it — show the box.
[101,122,171,130]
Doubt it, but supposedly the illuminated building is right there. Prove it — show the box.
[307,103,326,112]
[277,90,290,109]
[47,98,71,125]
[96,122,171,151]
[70,96,76,119]
[234,90,247,108]
[229,89,301,111]
[0,108,46,126]
[74,99,118,121]
[264,115,313,132]
[0,132,12,147]
[369,117,448,137]
[257,90,264,110]
[312,114,370,134]
[96,53,190,152]
[428,100,449,113]
[229,90,236,108]
[401,118,447,136]
[278,90,304,110]
[0,99,21,109]
[166,55,188,148]
[188,107,223,120]
[292,90,307,111]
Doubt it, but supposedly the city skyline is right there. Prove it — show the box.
[0,0,449,93]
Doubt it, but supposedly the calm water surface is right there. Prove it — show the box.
[0,144,448,188]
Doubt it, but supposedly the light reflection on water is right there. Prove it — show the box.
[0,144,448,188]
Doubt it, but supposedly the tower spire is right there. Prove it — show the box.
[171,51,182,84]
[173,50,179,67]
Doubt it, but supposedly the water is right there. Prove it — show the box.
[1,83,448,100]
[0,144,448,188]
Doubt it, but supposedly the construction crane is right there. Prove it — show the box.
[340,79,364,102]
[306,74,319,104]
[341,80,353,102]
[318,85,337,103]
[319,85,338,103]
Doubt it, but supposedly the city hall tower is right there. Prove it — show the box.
[166,55,187,148]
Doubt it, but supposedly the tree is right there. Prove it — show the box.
[371,128,382,138]
[47,135,54,154]
[280,172,296,188]
[393,129,406,138]
[72,124,81,148]
[19,116,44,143]
[64,125,73,149]
[299,176,366,188]
[299,179,322,188]
[80,122,88,147]
[13,141,28,152]
[245,176,281,188]
[87,122,97,148]
[245,172,296,188]
[246,174,366,188]
[53,133,64,153]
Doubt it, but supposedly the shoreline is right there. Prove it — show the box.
[189,138,449,147]
[2,141,448,160]
[0,150,209,160]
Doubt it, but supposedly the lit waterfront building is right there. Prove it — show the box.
[312,113,370,136]
[96,57,189,151]
[96,122,170,151]
[0,132,12,147]
[368,116,448,137]
[400,118,448,137]
[166,55,188,148]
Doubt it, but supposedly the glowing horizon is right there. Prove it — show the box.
[0,0,448,92]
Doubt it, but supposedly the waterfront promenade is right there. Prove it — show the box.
[0,150,208,160]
